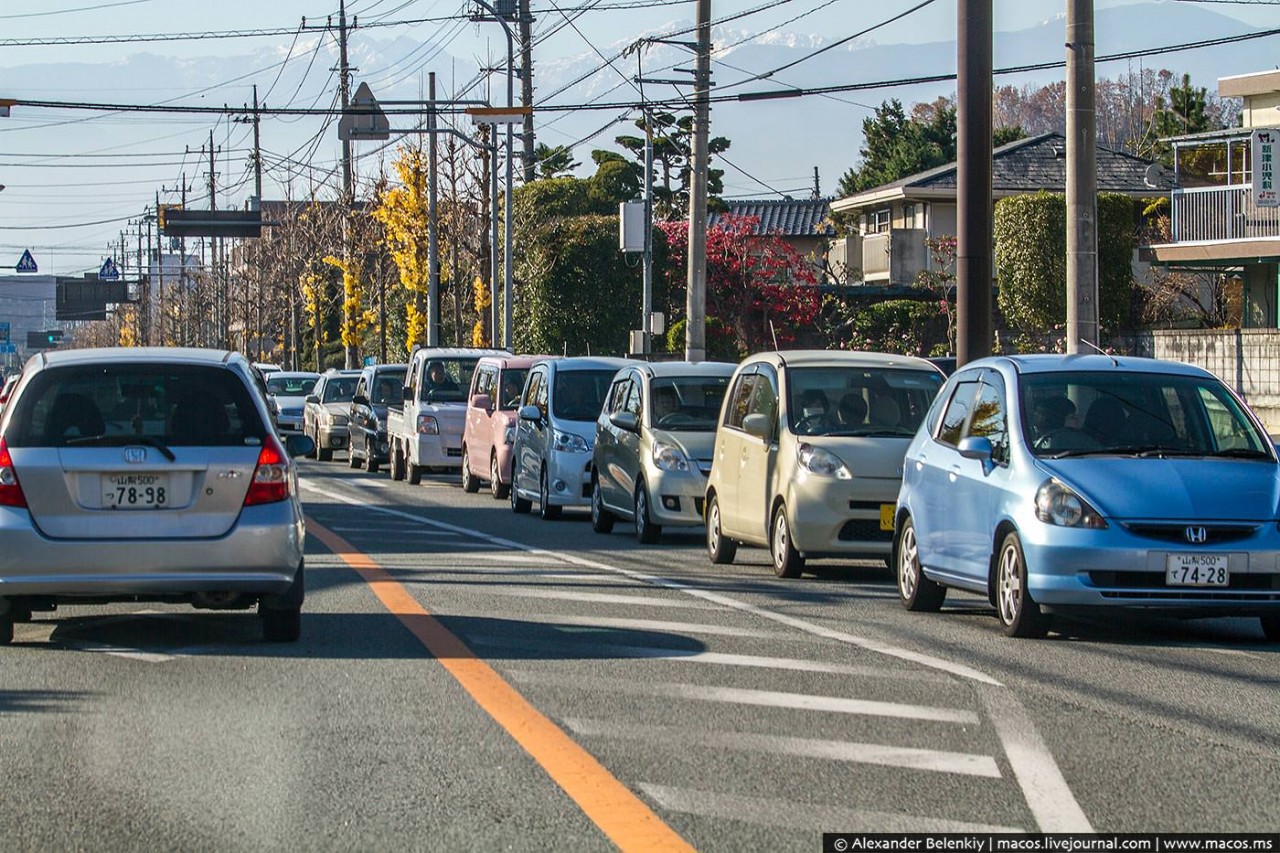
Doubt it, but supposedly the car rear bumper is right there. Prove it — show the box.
[0,503,304,597]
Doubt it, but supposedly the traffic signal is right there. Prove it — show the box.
[26,330,62,349]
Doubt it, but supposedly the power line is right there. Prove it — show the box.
[0,0,155,20]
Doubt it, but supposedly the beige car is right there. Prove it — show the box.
[704,350,945,577]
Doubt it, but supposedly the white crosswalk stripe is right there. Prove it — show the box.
[486,588,721,609]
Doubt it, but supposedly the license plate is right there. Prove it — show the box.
[1166,554,1229,587]
[103,473,170,509]
[879,503,895,531]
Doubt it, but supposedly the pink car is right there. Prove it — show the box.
[460,355,549,498]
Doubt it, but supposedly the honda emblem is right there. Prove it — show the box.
[1185,526,1208,544]
[123,447,147,464]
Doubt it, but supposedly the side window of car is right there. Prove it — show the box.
[624,378,642,417]
[534,371,550,417]
[408,362,420,401]
[967,378,1009,465]
[354,375,368,403]
[523,371,542,408]
[724,371,759,430]
[749,366,779,435]
[312,377,326,401]
[937,381,979,447]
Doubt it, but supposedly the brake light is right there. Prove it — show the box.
[243,435,290,506]
[0,438,27,508]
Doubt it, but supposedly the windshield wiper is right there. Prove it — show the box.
[64,434,177,462]
[1210,447,1273,460]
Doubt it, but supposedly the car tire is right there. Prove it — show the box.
[390,444,406,481]
[511,475,532,514]
[348,445,361,469]
[591,477,615,534]
[305,427,318,459]
[407,461,422,485]
[461,449,480,493]
[318,443,333,463]
[490,453,510,500]
[365,450,379,474]
[1260,615,1280,642]
[0,612,13,645]
[706,493,736,565]
[897,517,946,612]
[996,531,1050,639]
[539,469,561,520]
[634,482,661,544]
[770,505,805,579]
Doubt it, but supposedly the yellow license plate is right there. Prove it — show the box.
[879,503,895,531]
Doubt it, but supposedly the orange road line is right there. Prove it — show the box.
[307,518,695,853]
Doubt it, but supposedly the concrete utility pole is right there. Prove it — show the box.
[251,85,263,202]
[1066,0,1099,353]
[207,131,221,348]
[427,72,441,347]
[956,0,993,366]
[642,111,654,354]
[337,0,357,367]
[519,0,536,183]
[684,0,712,363]
[155,190,164,346]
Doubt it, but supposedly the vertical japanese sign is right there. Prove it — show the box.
[1252,129,1279,208]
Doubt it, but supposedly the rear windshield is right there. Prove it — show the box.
[266,375,317,396]
[553,370,618,421]
[5,363,268,448]
[370,369,407,404]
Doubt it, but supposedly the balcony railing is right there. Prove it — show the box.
[1171,184,1280,243]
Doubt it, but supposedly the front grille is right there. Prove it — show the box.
[1101,590,1280,601]
[1123,523,1258,545]
[1088,571,1280,590]
[838,520,894,542]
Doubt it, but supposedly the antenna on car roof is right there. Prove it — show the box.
[1078,338,1119,367]
[769,320,779,351]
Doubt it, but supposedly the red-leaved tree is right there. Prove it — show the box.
[658,214,821,357]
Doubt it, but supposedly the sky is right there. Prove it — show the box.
[0,0,1278,275]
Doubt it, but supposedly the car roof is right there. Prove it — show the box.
[413,347,509,360]
[322,368,362,376]
[745,350,942,371]
[269,371,320,380]
[970,353,1213,378]
[636,361,737,379]
[35,347,242,369]
[544,356,635,372]
[476,354,550,370]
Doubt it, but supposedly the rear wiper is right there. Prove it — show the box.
[65,434,177,462]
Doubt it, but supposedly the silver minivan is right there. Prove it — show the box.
[591,361,735,543]
[511,356,635,520]
[0,347,313,643]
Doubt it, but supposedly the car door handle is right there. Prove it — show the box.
[948,464,960,482]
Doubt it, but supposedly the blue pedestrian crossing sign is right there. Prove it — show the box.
[98,257,121,281]
[15,250,37,274]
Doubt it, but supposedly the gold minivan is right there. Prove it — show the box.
[704,350,945,577]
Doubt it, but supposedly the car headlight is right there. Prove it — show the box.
[796,442,852,479]
[332,414,349,427]
[653,441,690,472]
[504,425,516,445]
[1035,479,1107,529]
[552,429,590,453]
[417,414,439,435]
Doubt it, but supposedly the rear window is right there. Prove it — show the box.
[6,363,268,448]
[266,375,317,396]
[370,369,406,404]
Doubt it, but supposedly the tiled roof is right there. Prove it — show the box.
[711,198,835,236]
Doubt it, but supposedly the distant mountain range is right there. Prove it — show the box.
[1,1,1275,246]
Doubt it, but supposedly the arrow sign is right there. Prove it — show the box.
[98,258,121,281]
[338,82,390,142]
[15,249,37,274]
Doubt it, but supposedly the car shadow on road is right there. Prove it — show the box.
[0,689,96,715]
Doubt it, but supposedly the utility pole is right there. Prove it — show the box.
[518,0,535,183]
[207,131,221,349]
[956,0,993,366]
[684,0,712,363]
[642,110,654,354]
[337,0,357,367]
[1066,0,1098,353]
[155,191,165,346]
[812,166,820,200]
[427,72,440,347]
[251,85,263,203]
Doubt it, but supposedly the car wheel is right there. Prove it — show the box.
[0,612,13,645]
[305,427,318,459]
[591,477,615,534]
[347,445,361,469]
[1260,615,1280,642]
[539,469,561,520]
[490,453,510,500]
[510,474,532,514]
[318,441,333,463]
[634,482,661,544]
[996,531,1050,639]
[365,449,379,474]
[407,460,422,485]
[706,493,736,564]
[461,449,480,493]
[897,517,945,612]
[390,444,406,481]
[770,505,804,579]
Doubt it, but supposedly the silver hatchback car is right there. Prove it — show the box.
[0,348,313,644]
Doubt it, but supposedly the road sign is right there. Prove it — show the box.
[338,82,390,142]
[0,322,9,344]
[99,258,121,281]
[15,249,37,273]
[0,343,15,354]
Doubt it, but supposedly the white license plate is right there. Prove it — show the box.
[1166,554,1229,587]
[103,474,170,509]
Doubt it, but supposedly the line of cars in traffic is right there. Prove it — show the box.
[283,346,1280,642]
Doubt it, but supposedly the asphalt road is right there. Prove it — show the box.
[2,456,1278,850]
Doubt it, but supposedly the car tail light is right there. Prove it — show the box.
[244,435,290,506]
[0,437,28,508]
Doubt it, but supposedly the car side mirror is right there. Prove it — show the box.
[519,404,543,423]
[352,394,369,407]
[742,413,773,441]
[609,411,640,433]
[304,394,320,405]
[957,435,993,462]
[471,393,493,411]
[284,433,316,458]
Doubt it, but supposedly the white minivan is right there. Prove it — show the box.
[511,356,635,520]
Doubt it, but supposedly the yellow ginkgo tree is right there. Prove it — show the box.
[371,144,431,354]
